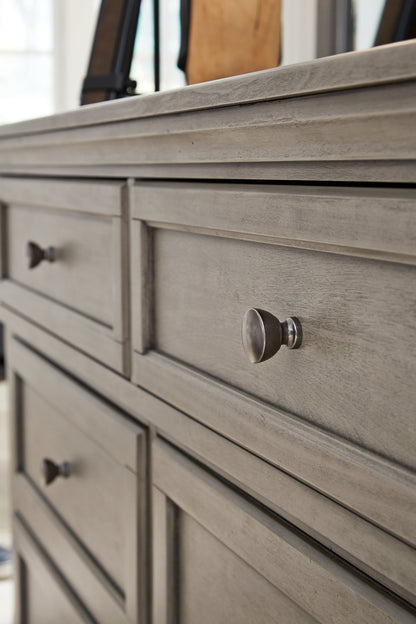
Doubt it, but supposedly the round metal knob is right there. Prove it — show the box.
[26,241,55,269]
[242,308,302,363]
[42,458,70,486]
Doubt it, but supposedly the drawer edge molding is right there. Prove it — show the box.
[13,515,96,624]
[14,475,127,624]
[1,161,416,184]
[155,426,416,604]
[131,182,416,264]
[132,350,416,547]
[0,41,415,139]
[0,181,130,374]
[0,177,124,216]
[153,439,416,624]
[1,284,127,375]
[9,337,143,471]
[1,82,416,173]
[9,338,148,623]
[3,308,414,602]
[6,41,416,145]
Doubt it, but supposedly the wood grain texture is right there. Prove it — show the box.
[7,204,115,326]
[119,182,132,375]
[1,282,126,373]
[0,177,130,372]
[177,511,318,624]
[124,466,148,624]
[137,227,416,471]
[9,337,147,614]
[1,40,415,619]
[156,415,416,605]
[22,383,127,591]
[130,218,153,354]
[1,80,415,161]
[1,160,415,183]
[3,309,415,602]
[153,439,416,623]
[0,178,123,216]
[132,182,416,264]
[186,0,281,84]
[134,351,416,550]
[0,40,414,139]
[152,487,177,624]
[14,516,94,624]
[0,80,415,182]
[9,338,142,470]
[14,476,126,624]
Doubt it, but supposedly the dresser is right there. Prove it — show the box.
[0,41,415,623]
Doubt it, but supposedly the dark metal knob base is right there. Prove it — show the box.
[281,316,303,350]
[42,458,70,486]
[27,241,55,269]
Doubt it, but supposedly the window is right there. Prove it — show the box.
[0,0,99,124]
[0,0,53,124]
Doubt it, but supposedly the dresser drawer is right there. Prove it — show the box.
[0,178,129,373]
[13,478,129,624]
[9,338,147,623]
[14,517,94,624]
[131,182,416,471]
[152,439,415,624]
[131,181,416,550]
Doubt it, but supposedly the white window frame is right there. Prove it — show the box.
[282,0,352,66]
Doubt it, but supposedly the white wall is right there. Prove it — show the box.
[53,0,100,113]
[281,0,318,66]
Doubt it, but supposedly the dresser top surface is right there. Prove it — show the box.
[0,40,415,183]
[0,40,415,140]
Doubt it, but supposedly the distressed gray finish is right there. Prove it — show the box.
[0,178,123,215]
[131,182,416,263]
[130,181,416,549]
[3,309,415,605]
[8,338,147,622]
[14,476,127,624]
[14,516,94,624]
[0,41,414,139]
[0,81,414,183]
[152,439,416,624]
[0,44,415,182]
[9,207,115,325]
[136,227,416,469]
[1,39,415,624]
[0,178,130,374]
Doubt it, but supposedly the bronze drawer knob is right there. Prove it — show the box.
[242,308,302,363]
[26,241,55,269]
[42,458,70,486]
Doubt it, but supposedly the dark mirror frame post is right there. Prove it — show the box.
[81,0,142,105]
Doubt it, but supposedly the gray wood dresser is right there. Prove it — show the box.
[0,41,415,623]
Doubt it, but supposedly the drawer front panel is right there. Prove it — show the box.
[3,307,415,603]
[22,383,127,590]
[9,338,147,620]
[14,476,129,624]
[176,512,317,624]
[8,205,114,326]
[0,178,128,373]
[14,517,93,624]
[152,229,416,467]
[131,182,416,472]
[153,440,416,623]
